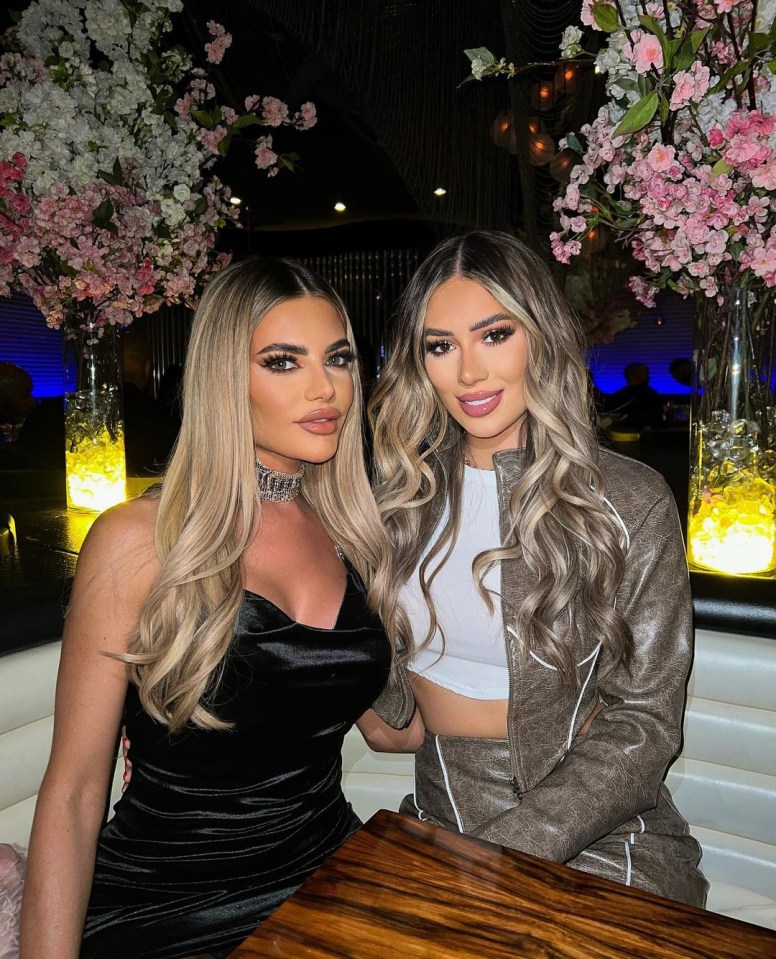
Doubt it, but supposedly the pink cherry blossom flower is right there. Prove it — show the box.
[670,72,696,111]
[174,94,193,118]
[550,232,581,264]
[298,102,317,130]
[254,135,278,171]
[632,34,664,75]
[628,277,658,307]
[647,143,676,172]
[262,96,290,127]
[752,161,776,191]
[204,21,232,65]
[199,126,228,155]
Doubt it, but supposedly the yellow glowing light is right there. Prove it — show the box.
[334,201,346,213]
[65,427,127,512]
[688,480,776,575]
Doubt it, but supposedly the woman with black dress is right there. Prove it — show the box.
[20,257,421,959]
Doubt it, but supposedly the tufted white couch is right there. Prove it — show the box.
[1,627,775,930]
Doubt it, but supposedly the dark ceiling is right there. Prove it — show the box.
[3,2,585,256]
[179,0,529,255]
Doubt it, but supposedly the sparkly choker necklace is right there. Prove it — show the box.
[255,458,306,502]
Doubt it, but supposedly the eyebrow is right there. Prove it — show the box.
[423,313,513,337]
[257,337,351,356]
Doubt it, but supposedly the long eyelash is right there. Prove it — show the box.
[424,340,449,354]
[486,325,514,341]
[260,352,296,372]
[329,350,356,364]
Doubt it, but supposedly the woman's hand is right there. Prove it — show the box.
[121,727,132,792]
[356,707,425,752]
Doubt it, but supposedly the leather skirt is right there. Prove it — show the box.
[400,731,708,908]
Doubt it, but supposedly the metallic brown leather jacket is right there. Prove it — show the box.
[374,446,694,864]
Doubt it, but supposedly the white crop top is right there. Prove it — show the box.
[399,465,509,700]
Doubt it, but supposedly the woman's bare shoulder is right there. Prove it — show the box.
[75,495,160,596]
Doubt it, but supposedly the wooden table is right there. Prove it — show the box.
[230,809,776,959]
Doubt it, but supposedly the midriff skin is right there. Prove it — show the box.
[410,672,606,740]
[410,673,509,738]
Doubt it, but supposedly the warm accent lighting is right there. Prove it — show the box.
[334,201,346,213]
[229,196,242,206]
[434,187,447,196]
[65,426,127,512]
[555,62,580,93]
[529,80,556,111]
[64,384,127,512]
[688,480,776,575]
[490,110,517,154]
[528,132,556,166]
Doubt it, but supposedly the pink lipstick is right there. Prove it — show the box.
[296,407,342,434]
[457,390,503,418]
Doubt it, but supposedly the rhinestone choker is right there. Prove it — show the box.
[255,458,306,502]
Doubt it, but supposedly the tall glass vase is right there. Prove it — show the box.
[63,316,127,512]
[687,283,775,576]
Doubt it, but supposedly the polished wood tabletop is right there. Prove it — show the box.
[230,809,776,959]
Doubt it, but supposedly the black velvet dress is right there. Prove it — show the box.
[81,565,390,959]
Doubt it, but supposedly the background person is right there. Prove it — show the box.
[0,361,34,446]
[607,362,664,431]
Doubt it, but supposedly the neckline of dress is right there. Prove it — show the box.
[242,565,351,632]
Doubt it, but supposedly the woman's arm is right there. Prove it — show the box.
[356,707,424,752]
[20,499,158,959]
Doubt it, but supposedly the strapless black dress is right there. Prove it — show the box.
[81,565,390,959]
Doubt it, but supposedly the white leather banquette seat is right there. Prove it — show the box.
[1,626,775,930]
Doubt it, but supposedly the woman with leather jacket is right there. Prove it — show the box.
[369,230,708,906]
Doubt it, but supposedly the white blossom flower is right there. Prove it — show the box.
[560,26,583,59]
[0,0,315,330]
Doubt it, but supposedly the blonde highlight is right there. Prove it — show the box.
[370,231,632,683]
[124,257,393,732]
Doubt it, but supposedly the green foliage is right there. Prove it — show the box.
[592,3,620,33]
[612,92,658,139]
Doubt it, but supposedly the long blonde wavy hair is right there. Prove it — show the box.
[370,231,632,683]
[126,257,392,732]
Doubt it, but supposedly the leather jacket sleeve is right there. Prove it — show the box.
[372,657,416,729]
[472,485,693,863]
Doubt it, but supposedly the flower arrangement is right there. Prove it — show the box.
[469,5,776,576]
[468,2,776,306]
[0,0,316,331]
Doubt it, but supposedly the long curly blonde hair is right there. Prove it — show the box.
[125,257,392,731]
[370,231,632,683]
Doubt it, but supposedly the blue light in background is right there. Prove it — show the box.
[0,295,64,397]
[587,292,695,395]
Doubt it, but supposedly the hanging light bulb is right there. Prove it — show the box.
[554,62,580,94]
[529,79,556,111]
[528,132,556,166]
[490,110,518,154]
